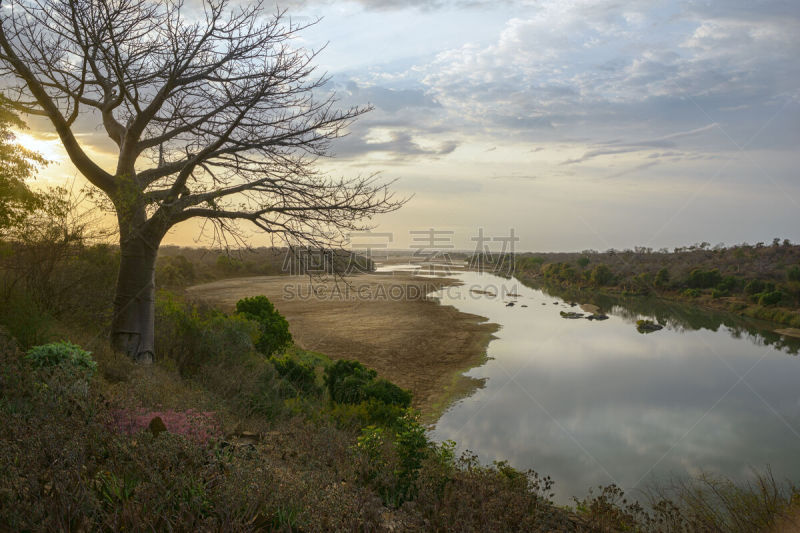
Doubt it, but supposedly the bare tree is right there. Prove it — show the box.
[0,0,402,362]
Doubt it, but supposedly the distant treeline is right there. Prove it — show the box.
[157,246,374,288]
[511,240,800,328]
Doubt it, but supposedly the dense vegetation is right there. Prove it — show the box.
[513,241,800,329]
[0,162,796,528]
[2,209,800,530]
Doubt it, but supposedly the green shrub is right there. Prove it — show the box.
[26,340,97,375]
[589,264,615,286]
[635,272,652,290]
[270,355,319,396]
[156,254,196,288]
[329,399,408,429]
[541,262,579,283]
[576,256,590,268]
[324,359,411,407]
[683,288,701,298]
[654,267,670,288]
[324,359,376,403]
[235,295,292,356]
[234,363,284,420]
[362,378,412,408]
[717,276,738,291]
[711,288,729,298]
[517,256,545,272]
[745,279,775,295]
[392,412,430,504]
[686,268,722,289]
[0,290,55,348]
[156,295,260,374]
[758,291,783,306]
[787,265,800,282]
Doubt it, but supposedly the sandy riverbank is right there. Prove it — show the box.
[187,273,499,421]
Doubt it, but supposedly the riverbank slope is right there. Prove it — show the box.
[188,272,499,420]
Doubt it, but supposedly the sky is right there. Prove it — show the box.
[16,0,800,252]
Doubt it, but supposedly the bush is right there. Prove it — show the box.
[683,288,701,298]
[745,279,775,295]
[758,291,783,306]
[0,290,55,348]
[270,355,319,396]
[654,267,670,288]
[324,360,377,403]
[156,295,260,374]
[576,256,590,268]
[787,265,800,282]
[517,256,545,271]
[26,340,97,376]
[686,268,722,289]
[329,399,408,429]
[393,412,429,503]
[717,276,738,291]
[711,288,729,298]
[156,254,196,288]
[324,360,412,407]
[589,264,615,286]
[351,412,429,507]
[235,295,292,356]
[362,378,412,408]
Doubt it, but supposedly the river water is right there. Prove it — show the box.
[392,266,800,503]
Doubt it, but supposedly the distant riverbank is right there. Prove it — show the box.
[188,272,498,421]
[512,244,800,336]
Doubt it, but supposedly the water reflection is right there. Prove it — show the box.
[534,284,800,355]
[427,271,800,504]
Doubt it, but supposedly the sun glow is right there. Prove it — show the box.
[12,131,65,163]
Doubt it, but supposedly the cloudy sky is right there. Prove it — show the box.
[21,0,800,251]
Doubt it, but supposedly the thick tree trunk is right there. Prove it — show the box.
[110,229,160,363]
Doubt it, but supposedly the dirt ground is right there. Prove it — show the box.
[187,272,498,420]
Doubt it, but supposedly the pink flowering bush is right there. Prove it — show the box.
[109,408,221,445]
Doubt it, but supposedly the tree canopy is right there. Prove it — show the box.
[0,0,403,360]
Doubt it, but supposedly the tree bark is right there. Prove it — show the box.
[110,217,161,363]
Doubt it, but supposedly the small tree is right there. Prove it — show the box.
[0,0,403,361]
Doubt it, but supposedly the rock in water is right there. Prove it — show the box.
[636,320,663,333]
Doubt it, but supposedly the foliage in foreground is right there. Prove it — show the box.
[26,340,97,375]
[2,277,800,530]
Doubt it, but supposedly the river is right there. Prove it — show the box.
[387,265,800,503]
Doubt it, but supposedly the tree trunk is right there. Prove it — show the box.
[110,230,160,363]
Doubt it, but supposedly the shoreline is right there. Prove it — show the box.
[516,272,800,339]
[187,272,499,422]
